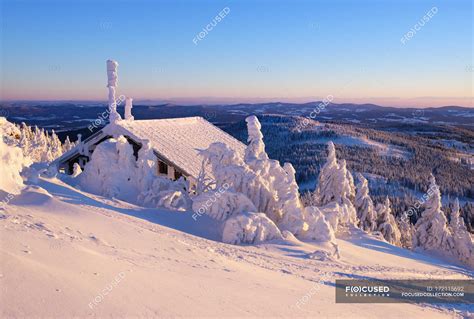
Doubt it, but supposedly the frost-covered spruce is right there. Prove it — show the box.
[397,217,414,249]
[413,175,452,251]
[197,142,277,220]
[5,121,68,163]
[337,160,357,225]
[313,142,357,229]
[136,140,157,192]
[341,160,355,202]
[355,173,377,232]
[242,116,333,242]
[376,197,401,245]
[62,136,75,153]
[196,117,334,245]
[244,115,269,166]
[272,162,307,235]
[313,141,339,206]
[449,198,474,266]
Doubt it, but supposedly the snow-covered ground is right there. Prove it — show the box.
[1,176,472,318]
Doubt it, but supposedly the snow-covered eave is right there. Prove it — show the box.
[51,145,82,167]
[51,129,107,166]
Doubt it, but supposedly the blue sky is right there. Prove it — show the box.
[0,0,472,107]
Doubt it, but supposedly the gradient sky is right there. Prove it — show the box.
[0,0,472,107]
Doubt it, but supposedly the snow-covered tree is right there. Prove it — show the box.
[244,115,269,165]
[449,198,474,266]
[313,142,357,230]
[313,141,339,205]
[62,136,76,153]
[376,197,401,245]
[450,199,467,233]
[341,160,355,202]
[273,163,306,234]
[397,218,414,249]
[197,142,278,219]
[355,173,377,232]
[337,159,357,225]
[195,160,215,195]
[136,140,157,192]
[413,175,452,251]
[2,121,71,163]
[80,136,138,199]
[194,116,335,245]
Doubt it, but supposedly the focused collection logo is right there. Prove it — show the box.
[336,279,472,304]
[344,285,390,297]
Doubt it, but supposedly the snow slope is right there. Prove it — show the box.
[1,176,472,318]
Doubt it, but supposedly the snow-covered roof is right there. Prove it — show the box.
[117,117,246,179]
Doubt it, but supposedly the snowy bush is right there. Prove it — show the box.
[192,188,256,221]
[319,202,340,231]
[302,206,335,242]
[222,212,283,244]
[156,190,190,211]
[139,177,190,209]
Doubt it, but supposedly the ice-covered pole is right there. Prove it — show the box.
[124,97,134,121]
[106,59,121,123]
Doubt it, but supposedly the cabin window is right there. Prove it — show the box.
[158,160,168,175]
[174,170,183,180]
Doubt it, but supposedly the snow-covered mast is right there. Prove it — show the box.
[124,97,134,121]
[106,59,122,123]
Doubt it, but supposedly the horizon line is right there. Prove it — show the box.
[0,98,472,109]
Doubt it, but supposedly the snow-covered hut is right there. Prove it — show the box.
[54,117,245,184]
[53,60,245,187]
